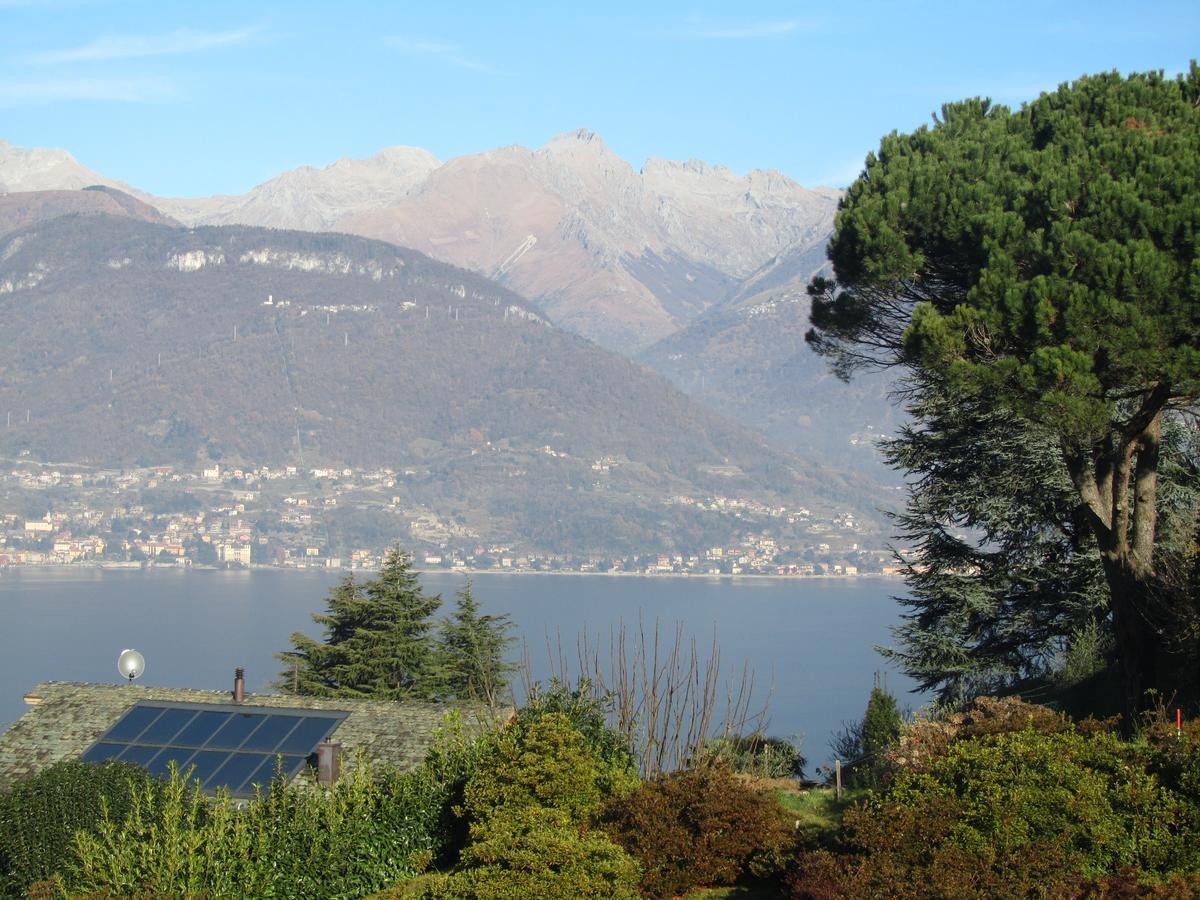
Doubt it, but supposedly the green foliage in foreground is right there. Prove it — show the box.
[396,712,642,899]
[0,760,160,898]
[397,807,642,899]
[516,677,635,772]
[787,707,1200,898]
[463,712,638,824]
[52,759,447,899]
[602,763,794,899]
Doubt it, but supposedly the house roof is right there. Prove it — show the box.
[0,681,493,790]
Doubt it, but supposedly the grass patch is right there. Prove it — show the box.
[775,786,867,834]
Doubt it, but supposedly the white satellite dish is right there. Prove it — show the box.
[117,649,145,683]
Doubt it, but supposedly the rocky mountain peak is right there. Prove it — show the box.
[0,139,121,193]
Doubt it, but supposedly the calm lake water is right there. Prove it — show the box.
[0,569,919,767]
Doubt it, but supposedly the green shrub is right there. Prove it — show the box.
[603,763,795,899]
[398,807,641,899]
[517,678,634,771]
[392,713,642,899]
[787,726,1200,898]
[860,684,902,772]
[701,734,806,779]
[62,757,445,899]
[463,712,637,826]
[0,760,160,897]
[417,709,502,866]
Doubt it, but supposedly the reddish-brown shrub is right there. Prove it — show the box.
[1075,869,1200,898]
[602,763,793,899]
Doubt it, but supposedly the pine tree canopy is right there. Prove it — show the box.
[276,547,446,700]
[439,579,516,706]
[807,66,1200,720]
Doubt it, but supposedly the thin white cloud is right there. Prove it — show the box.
[385,36,494,73]
[31,27,255,64]
[0,77,175,106]
[672,16,819,39]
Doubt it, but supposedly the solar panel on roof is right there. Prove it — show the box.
[207,712,267,749]
[81,701,349,798]
[174,710,229,746]
[138,708,198,744]
[104,705,163,742]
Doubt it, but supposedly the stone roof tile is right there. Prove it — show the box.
[0,681,499,790]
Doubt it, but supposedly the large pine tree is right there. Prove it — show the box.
[807,67,1200,720]
[439,579,516,706]
[276,547,446,700]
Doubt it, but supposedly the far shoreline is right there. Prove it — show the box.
[0,562,903,583]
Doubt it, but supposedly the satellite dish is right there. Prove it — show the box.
[117,649,145,683]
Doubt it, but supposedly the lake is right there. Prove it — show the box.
[0,568,920,767]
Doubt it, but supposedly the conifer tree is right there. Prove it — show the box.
[879,373,1109,704]
[807,66,1200,719]
[859,677,902,775]
[276,546,445,699]
[439,579,516,706]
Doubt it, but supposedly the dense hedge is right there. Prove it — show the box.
[0,760,160,898]
[398,807,641,899]
[56,759,447,899]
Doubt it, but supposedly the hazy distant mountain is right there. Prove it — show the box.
[0,139,132,193]
[337,132,839,352]
[156,147,441,232]
[0,212,883,552]
[0,134,838,353]
[0,186,176,239]
[0,138,905,502]
[640,277,901,483]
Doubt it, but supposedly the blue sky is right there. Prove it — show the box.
[1,0,1196,196]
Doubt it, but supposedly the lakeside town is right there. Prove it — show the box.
[0,457,903,578]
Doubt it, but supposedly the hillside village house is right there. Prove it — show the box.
[0,671,495,795]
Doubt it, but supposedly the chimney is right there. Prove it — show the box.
[233,667,245,703]
[316,742,342,786]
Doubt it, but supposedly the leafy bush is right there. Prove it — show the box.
[701,734,806,779]
[397,808,641,899]
[417,709,503,866]
[603,763,794,899]
[517,678,634,771]
[463,712,637,825]
[890,695,1073,773]
[787,724,1200,898]
[392,712,642,898]
[0,760,160,897]
[61,757,446,899]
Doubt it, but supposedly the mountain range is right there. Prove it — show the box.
[0,134,902,544]
[1,132,840,353]
[0,209,881,552]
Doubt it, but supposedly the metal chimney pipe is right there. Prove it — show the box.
[233,667,245,702]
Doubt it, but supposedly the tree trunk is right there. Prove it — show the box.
[1068,398,1177,728]
[1101,557,1163,728]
